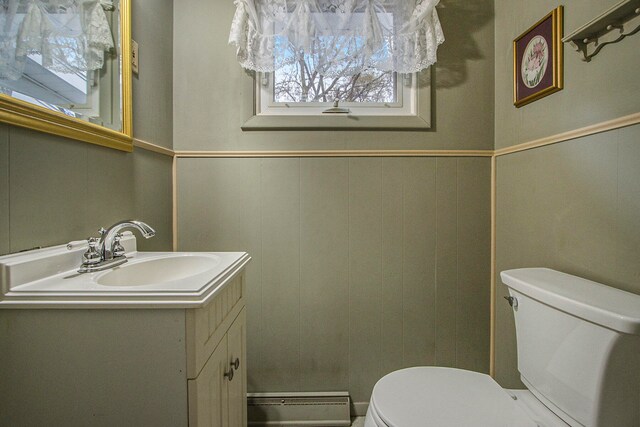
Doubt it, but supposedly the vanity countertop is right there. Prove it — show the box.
[0,237,250,309]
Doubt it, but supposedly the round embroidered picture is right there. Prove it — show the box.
[521,35,549,89]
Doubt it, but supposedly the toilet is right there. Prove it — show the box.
[365,268,640,427]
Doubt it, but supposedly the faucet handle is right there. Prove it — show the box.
[82,237,102,265]
[67,239,89,250]
[112,233,126,258]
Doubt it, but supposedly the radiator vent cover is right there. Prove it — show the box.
[248,392,350,426]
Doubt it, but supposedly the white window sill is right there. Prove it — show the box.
[241,114,431,131]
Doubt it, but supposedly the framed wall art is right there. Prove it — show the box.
[514,6,564,107]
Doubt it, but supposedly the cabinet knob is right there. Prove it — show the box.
[224,368,234,381]
[231,358,240,370]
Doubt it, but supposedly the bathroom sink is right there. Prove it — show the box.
[96,254,221,287]
[0,234,251,308]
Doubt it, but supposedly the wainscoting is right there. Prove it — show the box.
[176,156,491,407]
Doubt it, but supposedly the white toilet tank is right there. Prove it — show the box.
[501,268,640,427]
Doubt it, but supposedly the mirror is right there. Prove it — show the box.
[0,0,132,151]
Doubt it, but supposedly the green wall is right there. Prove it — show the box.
[495,0,640,150]
[174,0,495,409]
[4,0,638,410]
[173,0,495,151]
[132,0,174,150]
[0,0,174,255]
[494,0,640,387]
[177,157,491,407]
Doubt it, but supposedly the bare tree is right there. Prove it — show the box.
[273,41,395,103]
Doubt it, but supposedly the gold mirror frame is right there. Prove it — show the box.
[0,0,133,152]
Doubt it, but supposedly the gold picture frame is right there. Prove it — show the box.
[513,6,564,108]
[0,0,133,152]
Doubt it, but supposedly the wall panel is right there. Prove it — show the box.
[380,158,406,377]
[177,156,492,405]
[348,158,384,402]
[457,158,492,371]
[495,125,640,387]
[9,128,89,252]
[132,0,173,149]
[494,0,640,150]
[435,159,458,367]
[299,159,351,391]
[493,0,640,387]
[401,159,438,368]
[173,0,495,152]
[259,159,302,391]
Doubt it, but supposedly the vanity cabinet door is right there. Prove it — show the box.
[188,338,229,427]
[227,309,247,427]
[186,275,245,379]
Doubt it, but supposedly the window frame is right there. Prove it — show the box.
[257,71,417,117]
[243,69,432,131]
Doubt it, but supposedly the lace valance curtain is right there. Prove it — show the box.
[229,0,445,77]
[0,0,115,81]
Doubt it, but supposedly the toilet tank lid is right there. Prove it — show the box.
[501,268,640,335]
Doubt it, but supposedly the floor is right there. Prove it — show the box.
[351,417,365,427]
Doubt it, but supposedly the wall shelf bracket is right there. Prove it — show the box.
[562,0,640,62]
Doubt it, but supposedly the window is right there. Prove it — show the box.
[258,64,417,116]
[230,0,444,128]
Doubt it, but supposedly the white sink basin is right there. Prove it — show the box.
[96,254,221,287]
[0,235,251,308]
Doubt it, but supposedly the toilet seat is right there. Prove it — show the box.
[367,367,554,427]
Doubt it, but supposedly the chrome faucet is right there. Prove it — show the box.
[99,220,155,260]
[78,220,155,273]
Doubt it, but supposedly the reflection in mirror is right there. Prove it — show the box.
[0,0,122,132]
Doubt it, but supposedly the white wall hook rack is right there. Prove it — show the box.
[562,0,640,62]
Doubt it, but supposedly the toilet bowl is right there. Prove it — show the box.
[364,367,567,427]
[364,268,640,427]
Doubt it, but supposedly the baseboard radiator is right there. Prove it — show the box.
[247,392,351,426]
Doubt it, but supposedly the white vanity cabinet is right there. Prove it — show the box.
[0,247,250,427]
[187,275,247,426]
